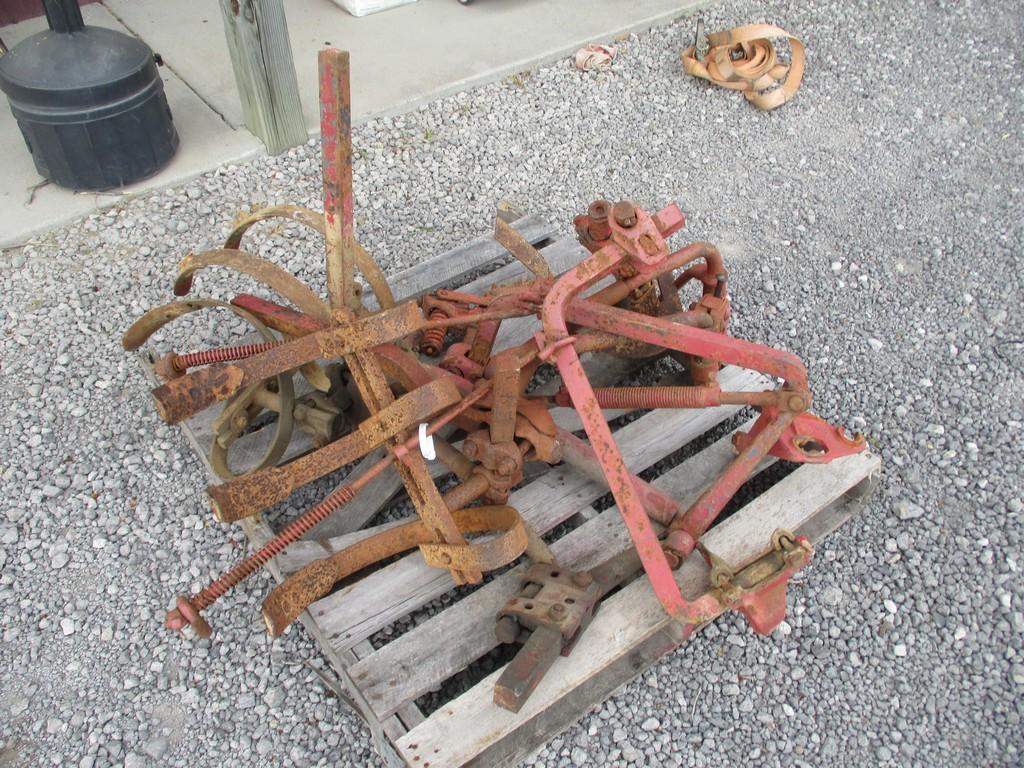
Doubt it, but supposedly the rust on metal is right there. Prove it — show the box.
[419,505,528,573]
[209,375,461,522]
[494,549,642,711]
[122,298,259,352]
[173,248,332,323]
[150,302,426,424]
[224,205,395,311]
[494,216,553,278]
[262,505,529,637]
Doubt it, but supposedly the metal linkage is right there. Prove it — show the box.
[123,47,866,711]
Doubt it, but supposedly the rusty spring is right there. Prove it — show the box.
[190,484,357,611]
[556,386,717,410]
[419,309,448,357]
[174,340,284,372]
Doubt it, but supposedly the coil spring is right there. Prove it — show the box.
[174,340,284,372]
[559,386,715,411]
[420,309,448,357]
[191,484,357,611]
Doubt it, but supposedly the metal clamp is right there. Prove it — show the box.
[704,528,813,635]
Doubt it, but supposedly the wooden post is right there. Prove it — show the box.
[219,0,307,154]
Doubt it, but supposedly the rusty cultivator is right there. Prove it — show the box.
[124,49,865,713]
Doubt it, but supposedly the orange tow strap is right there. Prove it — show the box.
[681,23,805,111]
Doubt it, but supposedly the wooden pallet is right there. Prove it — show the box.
[140,211,881,768]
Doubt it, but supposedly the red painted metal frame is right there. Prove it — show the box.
[539,207,830,625]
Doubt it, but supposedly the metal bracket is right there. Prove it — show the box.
[493,548,643,712]
[493,563,603,712]
[704,528,813,635]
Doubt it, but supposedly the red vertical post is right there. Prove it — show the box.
[318,49,360,313]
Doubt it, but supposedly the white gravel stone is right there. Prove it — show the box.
[896,501,925,521]
[144,736,169,760]
[50,552,70,570]
[822,586,844,607]
[641,717,660,731]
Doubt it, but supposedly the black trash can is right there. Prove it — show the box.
[0,0,178,191]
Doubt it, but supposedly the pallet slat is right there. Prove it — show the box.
[393,452,881,768]
[709,452,880,566]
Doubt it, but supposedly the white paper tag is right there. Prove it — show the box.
[418,423,436,460]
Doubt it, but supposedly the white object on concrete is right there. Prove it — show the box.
[332,0,418,19]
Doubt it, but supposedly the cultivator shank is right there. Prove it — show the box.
[125,48,865,712]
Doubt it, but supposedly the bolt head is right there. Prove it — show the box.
[572,572,593,588]
[153,352,184,381]
[166,596,212,639]
[588,199,610,222]
[613,201,637,227]
[788,394,807,412]
[165,609,187,632]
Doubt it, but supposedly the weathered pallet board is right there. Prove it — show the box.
[348,425,773,720]
[140,211,881,768]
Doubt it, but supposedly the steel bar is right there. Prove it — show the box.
[319,49,360,312]
[494,216,553,278]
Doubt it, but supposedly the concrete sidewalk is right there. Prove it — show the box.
[0,0,704,247]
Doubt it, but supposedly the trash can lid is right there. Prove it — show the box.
[0,26,157,109]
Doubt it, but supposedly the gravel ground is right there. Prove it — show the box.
[2,0,1022,765]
